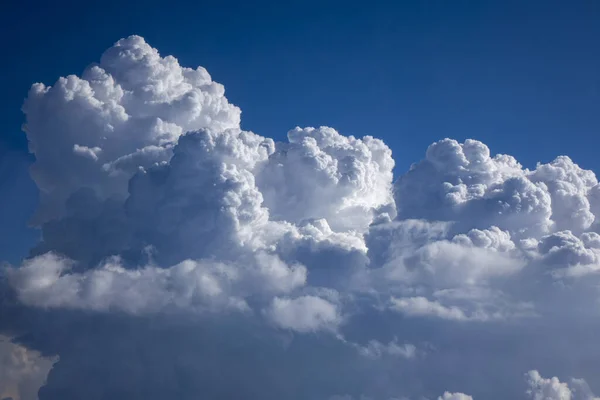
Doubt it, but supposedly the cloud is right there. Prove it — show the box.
[355,339,417,359]
[257,126,395,232]
[265,295,341,332]
[3,35,600,400]
[0,336,57,400]
[23,35,241,226]
[438,393,473,400]
[8,251,308,314]
[394,139,599,239]
[536,230,600,277]
[72,144,102,161]
[328,392,473,400]
[526,370,599,400]
[390,297,470,321]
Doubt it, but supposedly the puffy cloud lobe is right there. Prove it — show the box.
[530,157,598,233]
[535,231,600,277]
[368,222,522,286]
[8,252,306,314]
[396,139,524,224]
[266,295,341,332]
[526,371,599,400]
[0,336,56,400]
[390,297,470,321]
[125,128,275,265]
[275,218,369,289]
[23,35,241,224]
[400,227,522,287]
[257,126,395,232]
[395,139,600,239]
[367,221,530,323]
[29,126,279,266]
[371,139,600,326]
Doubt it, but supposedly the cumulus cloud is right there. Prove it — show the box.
[394,139,599,238]
[526,370,599,400]
[23,35,241,226]
[266,295,341,332]
[438,393,473,400]
[390,296,470,321]
[0,336,56,400]
[8,247,312,316]
[536,230,600,277]
[257,126,395,232]
[3,36,600,400]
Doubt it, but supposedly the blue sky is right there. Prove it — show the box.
[1,0,599,263]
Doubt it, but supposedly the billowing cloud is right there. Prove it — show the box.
[0,336,56,400]
[2,35,600,400]
[257,126,395,232]
[390,296,471,321]
[8,251,307,314]
[266,295,341,332]
[526,370,599,400]
[23,35,240,226]
[394,139,598,238]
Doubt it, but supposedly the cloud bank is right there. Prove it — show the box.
[1,35,599,400]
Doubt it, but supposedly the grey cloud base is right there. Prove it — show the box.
[1,35,600,400]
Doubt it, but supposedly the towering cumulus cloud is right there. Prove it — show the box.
[2,36,600,400]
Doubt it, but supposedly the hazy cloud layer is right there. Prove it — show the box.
[2,36,599,400]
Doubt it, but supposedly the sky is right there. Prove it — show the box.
[1,0,599,263]
[1,1,600,400]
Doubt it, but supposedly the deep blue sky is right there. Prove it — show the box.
[1,0,599,263]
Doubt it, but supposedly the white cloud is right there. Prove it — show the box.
[390,297,469,321]
[4,35,600,400]
[536,230,600,277]
[395,139,600,239]
[23,35,241,225]
[257,126,395,232]
[265,295,341,332]
[438,393,473,400]
[72,144,102,161]
[0,336,57,400]
[7,251,307,314]
[526,370,599,400]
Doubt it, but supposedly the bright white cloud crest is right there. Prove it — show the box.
[3,36,600,400]
[526,371,599,400]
